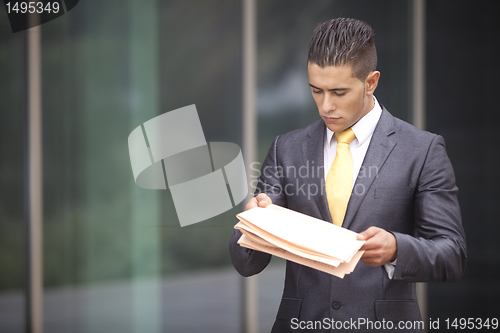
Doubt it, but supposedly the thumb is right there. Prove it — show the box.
[256,193,272,207]
[357,226,379,240]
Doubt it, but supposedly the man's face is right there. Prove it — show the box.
[308,62,375,133]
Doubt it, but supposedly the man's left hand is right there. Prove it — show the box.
[356,227,397,267]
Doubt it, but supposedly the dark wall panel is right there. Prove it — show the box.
[426,0,500,320]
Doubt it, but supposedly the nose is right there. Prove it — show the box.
[322,94,336,113]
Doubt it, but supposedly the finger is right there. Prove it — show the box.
[245,197,259,211]
[360,248,385,265]
[359,230,385,249]
[361,248,382,259]
[360,258,381,267]
[357,226,380,241]
[256,193,272,207]
[359,240,379,251]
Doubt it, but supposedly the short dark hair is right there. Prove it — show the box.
[307,18,377,81]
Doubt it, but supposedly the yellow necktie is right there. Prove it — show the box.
[326,128,356,226]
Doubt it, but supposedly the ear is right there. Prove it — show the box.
[365,71,380,95]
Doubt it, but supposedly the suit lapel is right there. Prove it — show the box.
[342,108,397,229]
[304,121,331,222]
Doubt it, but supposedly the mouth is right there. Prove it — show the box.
[322,115,342,123]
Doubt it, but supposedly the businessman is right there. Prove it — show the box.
[229,18,466,332]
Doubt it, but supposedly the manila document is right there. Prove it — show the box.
[235,204,365,278]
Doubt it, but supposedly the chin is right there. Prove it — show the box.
[325,124,343,132]
[325,124,345,133]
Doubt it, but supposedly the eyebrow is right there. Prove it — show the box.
[308,84,349,91]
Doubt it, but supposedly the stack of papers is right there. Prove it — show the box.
[235,204,365,278]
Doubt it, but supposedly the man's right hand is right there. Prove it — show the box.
[245,193,272,211]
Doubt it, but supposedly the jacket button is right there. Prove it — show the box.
[331,301,341,310]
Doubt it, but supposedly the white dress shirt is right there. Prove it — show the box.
[323,96,397,278]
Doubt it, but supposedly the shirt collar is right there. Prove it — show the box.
[326,96,383,147]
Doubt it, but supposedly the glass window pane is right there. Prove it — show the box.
[0,11,27,333]
[37,0,243,332]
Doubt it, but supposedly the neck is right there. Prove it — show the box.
[365,95,375,113]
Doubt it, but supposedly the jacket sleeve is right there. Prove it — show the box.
[228,136,285,277]
[393,135,467,282]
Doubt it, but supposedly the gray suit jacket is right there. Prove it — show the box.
[229,108,466,332]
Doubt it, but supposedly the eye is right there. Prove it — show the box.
[334,91,346,97]
[312,89,322,94]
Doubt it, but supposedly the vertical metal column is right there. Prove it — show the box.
[412,0,426,130]
[412,0,427,331]
[129,0,161,332]
[242,0,258,332]
[26,22,43,333]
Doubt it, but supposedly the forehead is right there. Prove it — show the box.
[307,62,360,88]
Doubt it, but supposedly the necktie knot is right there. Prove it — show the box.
[335,128,356,144]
